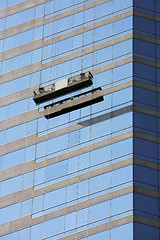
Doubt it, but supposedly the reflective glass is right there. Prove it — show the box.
[21,198,32,217]
[134,0,155,11]
[134,138,157,159]
[44,188,66,209]
[65,212,76,231]
[134,165,158,186]
[88,230,110,239]
[111,193,133,216]
[111,223,133,240]
[1,175,23,196]
[42,216,64,238]
[2,148,25,169]
[0,202,20,224]
[134,223,159,240]
[134,193,159,215]
[45,160,67,181]
[114,0,133,11]
[30,223,42,240]
[112,165,133,187]
[89,201,110,222]
[134,16,155,35]
[1,0,159,239]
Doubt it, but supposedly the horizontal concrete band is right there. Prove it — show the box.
[56,214,160,240]
[134,32,160,45]
[1,104,160,159]
[0,105,133,181]
[0,85,37,108]
[134,131,160,144]
[134,105,160,118]
[0,44,159,95]
[0,1,125,62]
[0,19,133,85]
[1,55,160,132]
[5,157,134,209]
[0,186,133,237]
[0,29,132,72]
[134,214,160,229]
[0,215,133,239]
[1,151,160,188]
[0,139,133,207]
[134,80,160,93]
[1,50,158,88]
[52,213,160,240]
[0,0,112,39]
[1,107,160,157]
[134,9,160,22]
[0,0,51,18]
[57,215,133,240]
[1,132,160,182]
[134,185,160,199]
[0,32,133,108]
[1,9,160,63]
[1,72,160,110]
[133,55,160,68]
[1,138,160,180]
[0,6,159,42]
[134,158,160,171]
[0,64,133,132]
[1,184,160,237]
[0,87,133,156]
[1,129,159,207]
[2,27,160,68]
[1,158,159,213]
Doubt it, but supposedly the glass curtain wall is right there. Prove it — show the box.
[0,0,159,239]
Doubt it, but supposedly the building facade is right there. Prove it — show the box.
[0,0,160,239]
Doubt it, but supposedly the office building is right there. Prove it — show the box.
[0,0,159,239]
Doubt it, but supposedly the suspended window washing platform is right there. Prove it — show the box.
[33,71,93,104]
[33,71,104,119]
[44,87,103,119]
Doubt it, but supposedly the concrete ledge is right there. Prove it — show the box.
[0,0,113,39]
[0,34,133,108]
[0,34,133,85]
[1,185,160,237]
[133,105,160,118]
[133,56,160,68]
[0,86,132,156]
[0,67,133,132]
[58,213,160,240]
[0,0,51,18]
[134,32,160,45]
[1,117,131,181]
[58,215,133,240]
[134,131,159,143]
[134,80,160,92]
[1,74,160,109]
[134,185,160,199]
[1,152,159,187]
[0,154,133,208]
[134,9,160,22]
[0,14,132,62]
[0,186,133,237]
[1,8,159,41]
[2,12,160,63]
[1,115,160,156]
[134,214,160,228]
[0,85,38,108]
[134,158,160,171]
